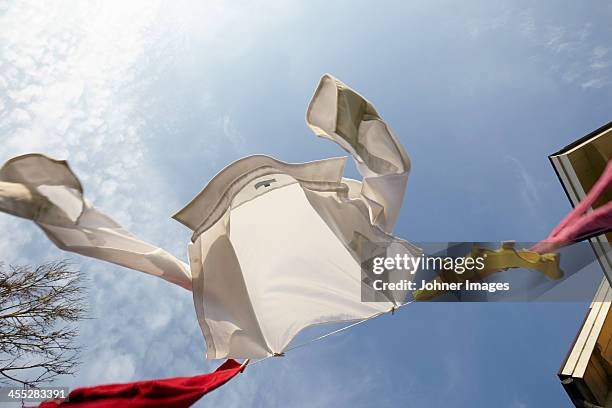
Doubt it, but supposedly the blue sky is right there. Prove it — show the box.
[1,1,611,407]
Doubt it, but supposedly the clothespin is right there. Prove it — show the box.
[240,359,250,372]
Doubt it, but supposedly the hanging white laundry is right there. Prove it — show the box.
[174,74,420,358]
[0,154,191,290]
[0,74,420,359]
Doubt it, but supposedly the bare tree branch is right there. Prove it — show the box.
[0,260,87,387]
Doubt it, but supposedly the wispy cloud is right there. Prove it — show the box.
[510,400,528,408]
[466,7,612,91]
[467,8,513,38]
[0,0,199,390]
[219,113,245,149]
[0,0,305,400]
[504,155,543,224]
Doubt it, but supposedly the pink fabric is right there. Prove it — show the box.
[532,160,612,253]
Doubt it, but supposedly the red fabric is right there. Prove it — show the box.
[36,359,243,408]
[532,159,612,253]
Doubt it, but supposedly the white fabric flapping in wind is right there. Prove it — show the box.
[0,74,419,359]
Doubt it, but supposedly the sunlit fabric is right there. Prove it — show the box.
[175,74,420,358]
[0,154,192,290]
[532,159,612,253]
[0,75,419,359]
[35,359,244,408]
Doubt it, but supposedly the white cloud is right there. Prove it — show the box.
[467,8,512,38]
[582,77,610,89]
[0,0,198,390]
[8,84,43,104]
[466,7,612,91]
[528,18,612,89]
[518,9,536,38]
[84,351,136,384]
[8,108,30,125]
[592,46,609,59]
[220,113,244,148]
[504,155,543,224]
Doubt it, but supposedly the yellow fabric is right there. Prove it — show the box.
[414,241,563,301]
[471,241,562,280]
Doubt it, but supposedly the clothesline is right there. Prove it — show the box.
[249,300,416,367]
